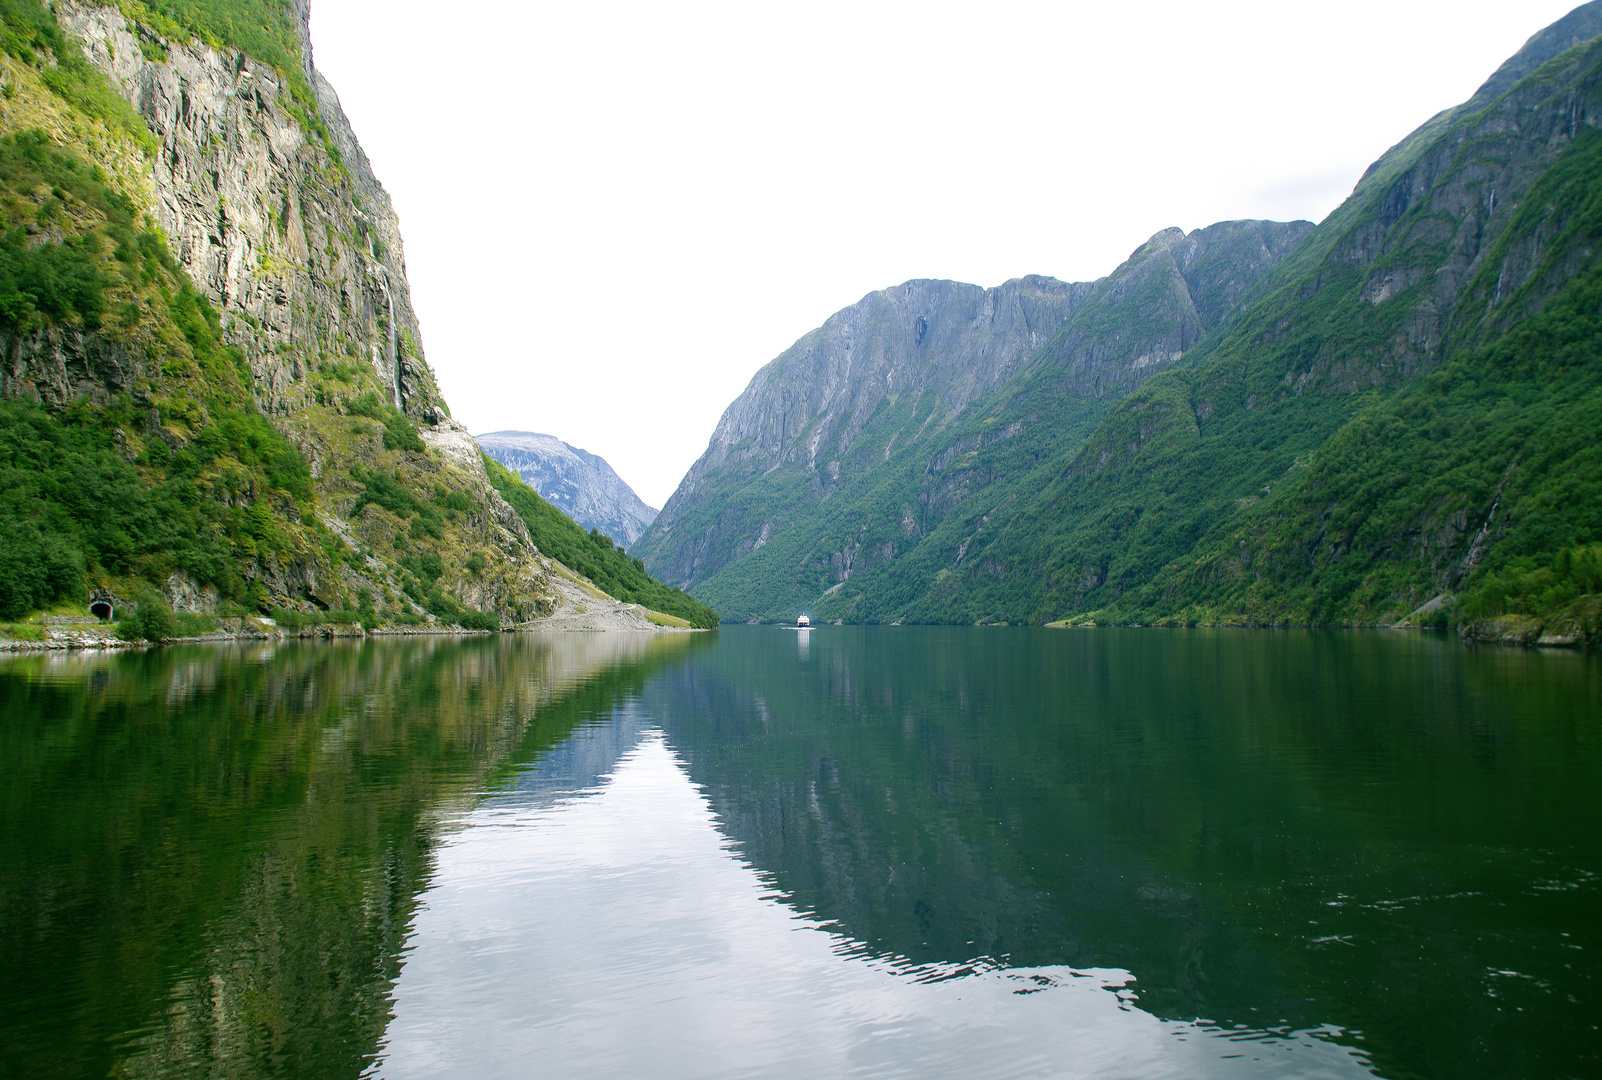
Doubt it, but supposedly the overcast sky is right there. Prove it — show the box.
[309,0,1582,509]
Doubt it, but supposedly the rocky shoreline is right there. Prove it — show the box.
[1,610,700,654]
[1047,616,1601,651]
[0,625,697,652]
[1458,613,1602,650]
[0,619,481,652]
[1,551,708,654]
[12,612,1591,654]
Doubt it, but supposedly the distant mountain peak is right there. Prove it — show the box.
[477,432,658,546]
[633,218,1310,606]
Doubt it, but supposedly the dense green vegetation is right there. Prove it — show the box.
[347,469,498,629]
[1123,219,1602,630]
[484,456,718,628]
[117,0,303,79]
[116,585,174,641]
[271,601,368,631]
[352,469,452,540]
[0,128,318,620]
[396,548,497,631]
[674,381,1110,625]
[1061,45,1602,638]
[1460,545,1602,621]
[0,128,137,329]
[348,390,425,452]
[0,391,313,619]
[1058,119,1602,633]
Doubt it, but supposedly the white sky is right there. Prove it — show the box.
[309,0,1584,509]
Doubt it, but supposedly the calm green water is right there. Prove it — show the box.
[1,628,1597,1079]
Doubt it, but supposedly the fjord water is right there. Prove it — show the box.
[2,630,1597,1079]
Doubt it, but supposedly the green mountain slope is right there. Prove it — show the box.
[1111,126,1602,636]
[932,13,1602,639]
[641,3,1602,641]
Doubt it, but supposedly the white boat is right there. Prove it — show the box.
[796,615,811,627]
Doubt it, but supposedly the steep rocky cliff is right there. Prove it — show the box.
[477,430,657,546]
[634,219,1310,621]
[0,0,678,632]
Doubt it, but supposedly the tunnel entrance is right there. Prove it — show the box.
[89,600,113,621]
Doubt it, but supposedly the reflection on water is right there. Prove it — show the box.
[651,628,1602,1080]
[2,627,1598,1080]
[380,723,1372,1080]
[0,633,703,1079]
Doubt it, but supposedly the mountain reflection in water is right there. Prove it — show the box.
[0,633,704,1079]
[2,627,1597,1080]
[380,722,1372,1080]
[382,626,1600,1080]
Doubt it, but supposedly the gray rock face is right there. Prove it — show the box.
[478,432,658,546]
[16,2,561,623]
[45,0,431,423]
[1319,24,1602,397]
[632,274,1090,589]
[54,1,444,423]
[672,275,1089,497]
[1032,219,1314,399]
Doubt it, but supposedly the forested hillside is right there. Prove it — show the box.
[1103,129,1602,637]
